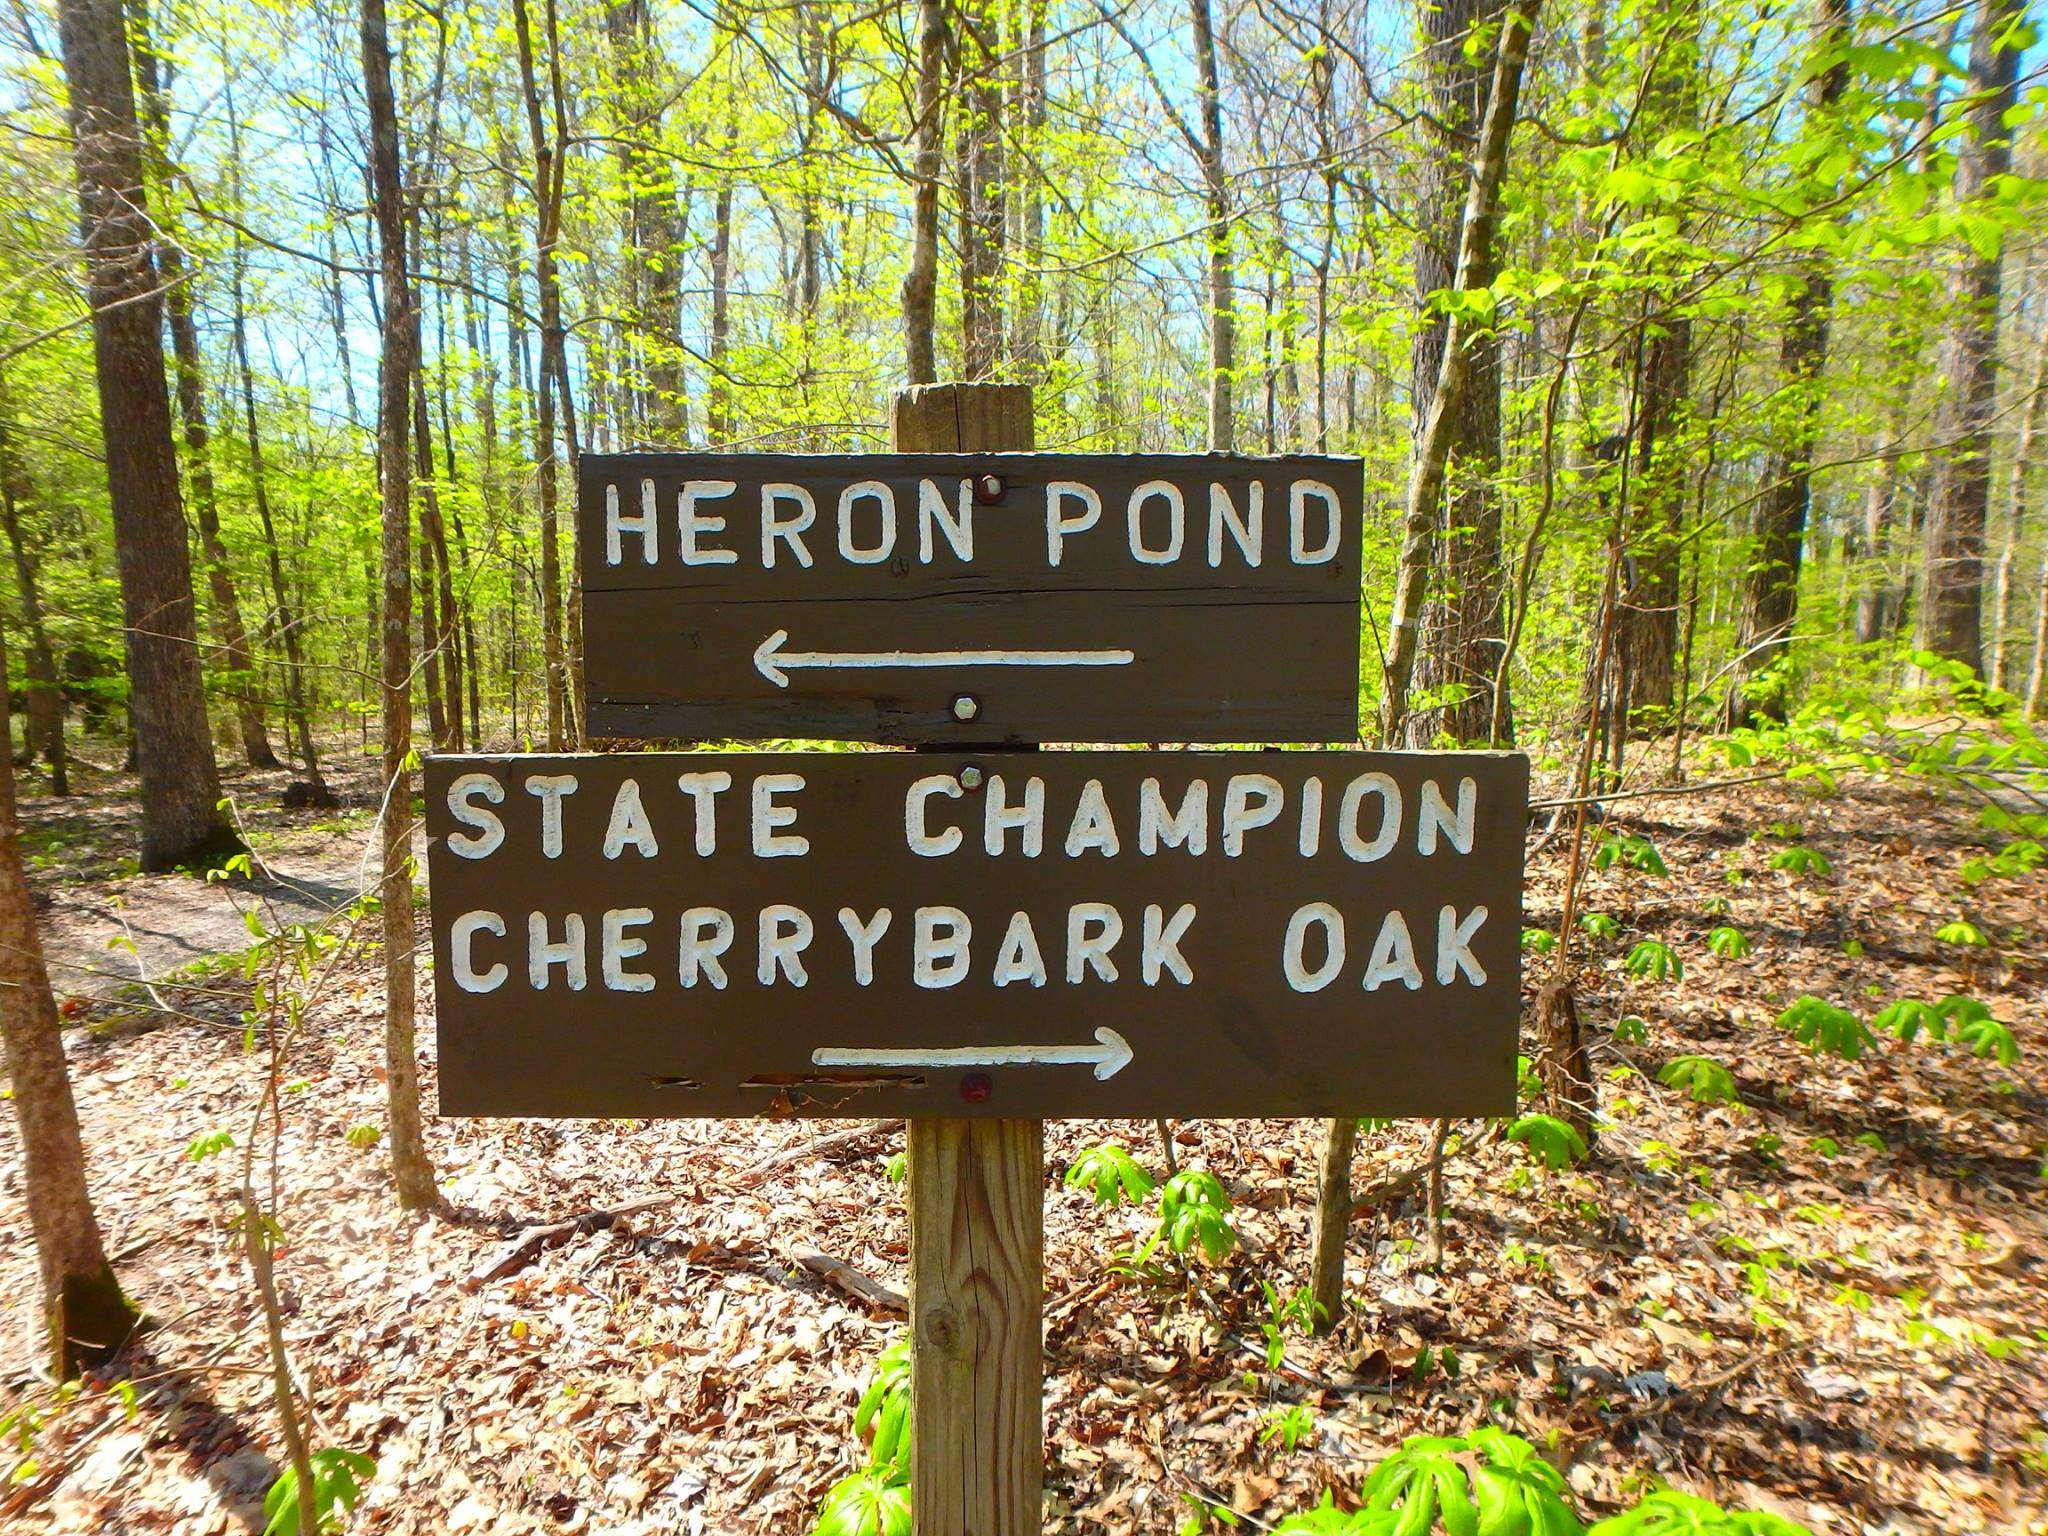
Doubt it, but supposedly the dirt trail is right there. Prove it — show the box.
[18,754,397,1005]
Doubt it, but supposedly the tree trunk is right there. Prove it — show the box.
[604,0,688,440]
[513,0,570,747]
[0,627,140,1374]
[1916,0,2025,675]
[1989,313,2045,690]
[958,0,1005,379]
[131,6,276,772]
[902,0,947,385]
[55,0,237,872]
[1189,0,1234,450]
[0,373,68,794]
[1377,0,1541,742]
[1308,1116,1356,1334]
[1406,0,1510,748]
[707,97,739,443]
[229,234,328,795]
[1010,0,1047,382]
[1729,0,1852,723]
[361,0,438,1211]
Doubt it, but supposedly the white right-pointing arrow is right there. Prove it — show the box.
[811,1027,1134,1081]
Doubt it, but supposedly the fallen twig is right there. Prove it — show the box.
[783,1244,907,1313]
[464,1195,672,1290]
[730,1119,904,1187]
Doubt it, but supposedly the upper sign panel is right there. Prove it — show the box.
[578,453,1364,745]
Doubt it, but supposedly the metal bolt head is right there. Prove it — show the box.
[961,1073,993,1104]
[952,695,979,722]
[957,764,985,791]
[973,473,1005,505]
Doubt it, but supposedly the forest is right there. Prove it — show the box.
[0,0,2045,1526]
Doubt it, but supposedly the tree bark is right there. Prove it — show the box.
[513,0,571,747]
[1729,0,1853,723]
[361,0,438,1211]
[1917,0,2025,675]
[131,4,276,772]
[0,627,139,1374]
[1378,0,1540,743]
[0,372,68,794]
[1189,0,1234,449]
[957,0,1006,379]
[55,0,237,872]
[1989,311,2045,690]
[1406,0,1510,748]
[903,0,948,385]
[604,0,688,440]
[1308,1115,1356,1334]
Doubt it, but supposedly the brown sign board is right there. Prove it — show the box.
[577,453,1365,745]
[426,749,1526,1120]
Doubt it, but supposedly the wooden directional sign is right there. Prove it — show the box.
[577,453,1365,745]
[426,749,1526,1120]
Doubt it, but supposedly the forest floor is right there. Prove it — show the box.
[0,748,2044,1534]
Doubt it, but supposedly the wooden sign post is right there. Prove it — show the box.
[424,381,1528,1536]
[894,382,1043,1536]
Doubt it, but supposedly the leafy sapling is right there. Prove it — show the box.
[1580,912,1621,941]
[263,1448,375,1536]
[1064,1143,1157,1208]
[1775,997,1875,1061]
[1509,1113,1588,1171]
[1874,998,1946,1043]
[1658,1055,1738,1106]
[1706,926,1750,959]
[1769,846,1830,879]
[1625,940,1683,985]
[1593,831,1669,876]
[1357,1428,1580,1536]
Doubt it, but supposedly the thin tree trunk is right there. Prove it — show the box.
[361,0,438,1210]
[1189,0,1234,450]
[1377,0,1541,743]
[132,6,275,771]
[707,98,738,443]
[902,0,947,385]
[1917,0,2025,674]
[0,373,68,794]
[1406,0,1510,748]
[1989,311,2045,689]
[513,0,569,747]
[1730,0,1852,722]
[0,626,139,1374]
[604,0,687,439]
[958,0,1005,379]
[1308,1115,1355,1334]
[55,0,236,871]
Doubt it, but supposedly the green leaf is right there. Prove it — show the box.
[1774,997,1875,1061]
[1508,1114,1588,1171]
[1706,926,1749,959]
[1063,1143,1157,1208]
[1658,1055,1737,1106]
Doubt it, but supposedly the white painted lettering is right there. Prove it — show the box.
[676,770,732,855]
[905,775,965,856]
[602,778,659,859]
[679,480,738,564]
[1046,481,1102,565]
[1141,903,1196,984]
[450,910,507,993]
[761,484,817,569]
[751,773,809,857]
[679,908,733,988]
[527,911,587,990]
[1418,777,1477,855]
[446,772,505,859]
[914,906,972,988]
[1138,778,1209,855]
[758,905,813,985]
[1066,902,1122,983]
[991,911,1048,987]
[918,479,974,563]
[838,480,896,564]
[1338,773,1401,862]
[1222,773,1284,856]
[605,479,658,565]
[838,907,893,987]
[602,907,654,991]
[525,774,578,859]
[1063,778,1121,857]
[984,775,1046,857]
[1289,479,1341,564]
[1127,480,1186,564]
[1207,481,1263,566]
[1283,902,1344,992]
[1363,910,1423,991]
[1437,905,1488,985]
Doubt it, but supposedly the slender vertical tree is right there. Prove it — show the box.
[361,0,438,1210]
[1730,0,1854,723]
[1188,0,1235,449]
[903,0,948,384]
[1917,0,2025,674]
[0,371,67,793]
[0,626,140,1374]
[1406,0,1511,748]
[54,0,238,871]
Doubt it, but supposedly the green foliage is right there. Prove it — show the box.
[1624,940,1683,985]
[1658,1055,1738,1105]
[854,1339,911,1478]
[1064,1143,1158,1208]
[812,1470,911,1536]
[1580,912,1622,941]
[1509,1114,1588,1170]
[1260,1403,1317,1453]
[882,1152,907,1185]
[1768,846,1831,879]
[1586,1489,1810,1536]
[811,1339,912,1536]
[1593,832,1668,877]
[343,1123,381,1149]
[263,1448,375,1536]
[1613,1015,1649,1045]
[1357,1428,1580,1536]
[1873,998,1945,1042]
[1273,1492,1396,1533]
[1775,997,1876,1061]
[1152,1169,1238,1262]
[187,1129,235,1162]
[1934,919,1989,948]
[1954,1016,2019,1067]
[1522,928,1558,955]
[1705,926,1749,959]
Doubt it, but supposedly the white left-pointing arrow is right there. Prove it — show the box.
[812,1027,1134,1081]
[754,628,1135,688]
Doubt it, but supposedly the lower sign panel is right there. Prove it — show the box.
[425,750,1527,1119]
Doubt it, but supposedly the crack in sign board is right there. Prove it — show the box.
[577,452,1365,744]
[426,750,1527,1120]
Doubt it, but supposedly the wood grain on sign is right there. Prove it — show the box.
[425,749,1526,1119]
[577,451,1365,744]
